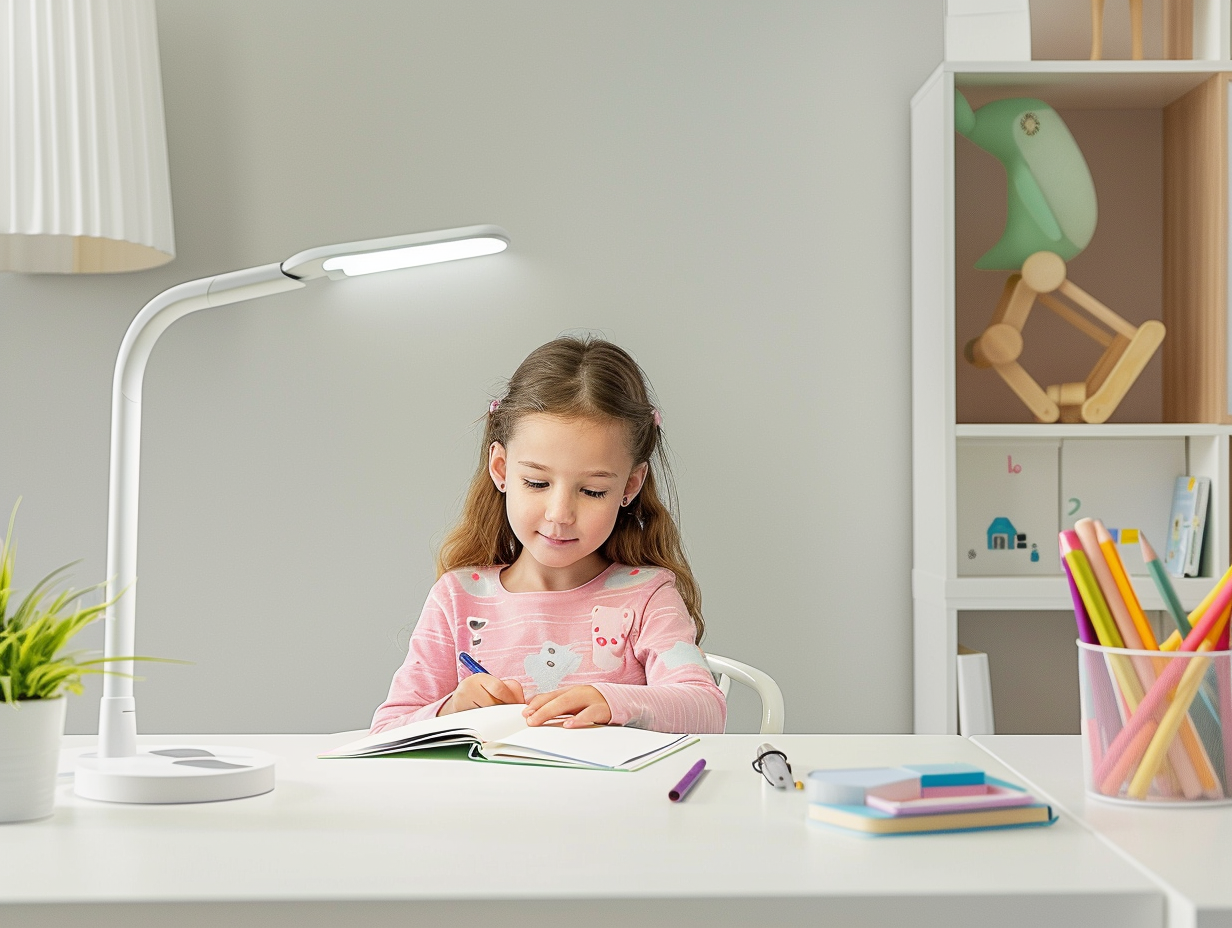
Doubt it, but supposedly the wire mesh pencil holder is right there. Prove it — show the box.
[1078,640,1232,806]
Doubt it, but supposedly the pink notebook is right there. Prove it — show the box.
[865,783,1035,816]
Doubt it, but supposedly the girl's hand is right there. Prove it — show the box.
[440,675,525,716]
[522,685,612,728]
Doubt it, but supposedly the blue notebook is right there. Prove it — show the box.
[1164,476,1210,578]
[806,799,1057,836]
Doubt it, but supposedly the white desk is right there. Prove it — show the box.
[1,733,1163,928]
[974,734,1232,928]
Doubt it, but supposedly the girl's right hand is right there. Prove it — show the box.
[439,674,526,716]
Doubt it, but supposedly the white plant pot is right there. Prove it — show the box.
[0,697,67,823]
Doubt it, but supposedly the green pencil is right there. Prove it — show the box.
[1140,533,1226,790]
[1140,532,1191,635]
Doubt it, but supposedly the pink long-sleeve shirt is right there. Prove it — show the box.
[371,563,726,734]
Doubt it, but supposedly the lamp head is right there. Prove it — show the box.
[281,224,509,281]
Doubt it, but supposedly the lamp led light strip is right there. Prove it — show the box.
[322,236,507,277]
[75,225,509,804]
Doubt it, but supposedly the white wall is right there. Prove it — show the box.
[0,0,942,735]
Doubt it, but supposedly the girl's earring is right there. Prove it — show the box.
[621,496,629,507]
[499,483,506,493]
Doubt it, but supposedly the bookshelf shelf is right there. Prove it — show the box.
[951,63,1227,108]
[911,29,1232,734]
[914,573,1218,613]
[956,423,1232,439]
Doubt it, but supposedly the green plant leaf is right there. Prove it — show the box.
[0,500,176,702]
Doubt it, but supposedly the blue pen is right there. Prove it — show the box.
[459,651,489,675]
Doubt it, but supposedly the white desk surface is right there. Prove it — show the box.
[1,733,1163,928]
[974,734,1232,928]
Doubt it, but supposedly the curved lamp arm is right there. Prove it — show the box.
[98,226,509,758]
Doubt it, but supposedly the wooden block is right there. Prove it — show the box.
[1000,274,1038,331]
[1047,381,1087,407]
[988,274,1019,327]
[1059,404,1085,423]
[1059,279,1139,340]
[1083,320,1167,423]
[995,361,1060,422]
[1020,251,1066,295]
[972,323,1023,366]
[1086,334,1132,396]
[1038,291,1114,347]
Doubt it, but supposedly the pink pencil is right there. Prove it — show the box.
[1073,519,1143,649]
[1219,621,1232,794]
[1093,574,1232,787]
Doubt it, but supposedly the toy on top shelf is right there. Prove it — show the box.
[955,90,1165,424]
[1091,0,1145,60]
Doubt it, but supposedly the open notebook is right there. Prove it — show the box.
[320,704,696,770]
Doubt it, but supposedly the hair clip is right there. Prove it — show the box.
[489,399,500,414]
[652,408,662,427]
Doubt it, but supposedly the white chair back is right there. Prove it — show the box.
[705,653,785,734]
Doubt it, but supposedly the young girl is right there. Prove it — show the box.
[371,336,726,734]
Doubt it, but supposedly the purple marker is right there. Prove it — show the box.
[1061,540,1099,644]
[668,759,707,802]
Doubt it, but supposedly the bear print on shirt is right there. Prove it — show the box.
[590,605,634,671]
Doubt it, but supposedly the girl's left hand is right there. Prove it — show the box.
[522,685,612,728]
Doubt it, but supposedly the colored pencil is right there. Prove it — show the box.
[1074,520,1211,796]
[1095,520,1158,649]
[1186,563,1232,631]
[1140,532,1226,779]
[1140,533,1191,635]
[1217,620,1232,793]
[1074,519,1143,649]
[1061,547,1099,645]
[1128,644,1214,799]
[1093,578,1232,789]
[1059,532,1122,648]
[1098,523,1219,794]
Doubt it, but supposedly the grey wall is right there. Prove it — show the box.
[0,1,942,736]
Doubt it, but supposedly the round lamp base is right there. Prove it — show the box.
[75,746,275,804]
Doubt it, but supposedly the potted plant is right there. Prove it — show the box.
[0,501,124,823]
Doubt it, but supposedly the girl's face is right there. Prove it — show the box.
[489,413,647,591]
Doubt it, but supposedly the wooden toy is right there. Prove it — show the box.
[964,251,1165,422]
[1091,0,1145,60]
[956,91,1165,423]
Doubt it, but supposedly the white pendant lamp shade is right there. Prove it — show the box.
[1,0,175,273]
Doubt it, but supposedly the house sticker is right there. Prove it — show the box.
[987,517,1027,551]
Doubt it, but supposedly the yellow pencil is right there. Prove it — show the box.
[1188,563,1232,629]
[1128,643,1213,799]
[1095,520,1158,649]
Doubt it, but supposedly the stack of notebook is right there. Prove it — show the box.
[804,762,1057,836]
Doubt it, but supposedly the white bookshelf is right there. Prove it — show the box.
[911,48,1232,734]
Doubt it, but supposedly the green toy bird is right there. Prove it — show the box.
[955,90,1097,271]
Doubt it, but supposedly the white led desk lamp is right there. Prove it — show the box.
[75,225,510,803]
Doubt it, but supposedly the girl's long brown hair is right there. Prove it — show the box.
[436,336,705,641]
